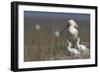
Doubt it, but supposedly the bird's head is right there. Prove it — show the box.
[68,19,78,28]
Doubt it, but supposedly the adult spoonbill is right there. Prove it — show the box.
[66,40,80,58]
[76,37,89,54]
[67,19,79,48]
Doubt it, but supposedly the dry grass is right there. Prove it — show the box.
[24,29,90,62]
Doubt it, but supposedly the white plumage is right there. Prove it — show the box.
[66,40,80,57]
[67,19,79,47]
[77,37,89,54]
[54,31,60,37]
[68,25,78,40]
[35,24,40,30]
[68,19,78,28]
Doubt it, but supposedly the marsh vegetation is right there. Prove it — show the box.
[24,28,90,62]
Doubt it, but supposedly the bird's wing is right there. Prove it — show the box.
[72,48,79,53]
[80,45,87,50]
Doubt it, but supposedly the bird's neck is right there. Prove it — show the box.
[68,42,72,51]
[68,26,76,31]
[77,38,80,48]
[69,25,75,28]
[69,25,77,30]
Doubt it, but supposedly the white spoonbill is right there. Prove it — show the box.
[77,37,89,54]
[67,19,79,48]
[66,40,80,58]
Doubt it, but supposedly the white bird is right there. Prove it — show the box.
[68,19,78,28]
[66,40,80,58]
[76,37,89,54]
[67,19,79,47]
[35,24,40,30]
[54,30,60,37]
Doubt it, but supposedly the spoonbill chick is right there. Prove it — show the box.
[77,37,89,54]
[66,40,80,58]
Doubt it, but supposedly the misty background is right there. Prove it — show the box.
[24,11,90,34]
